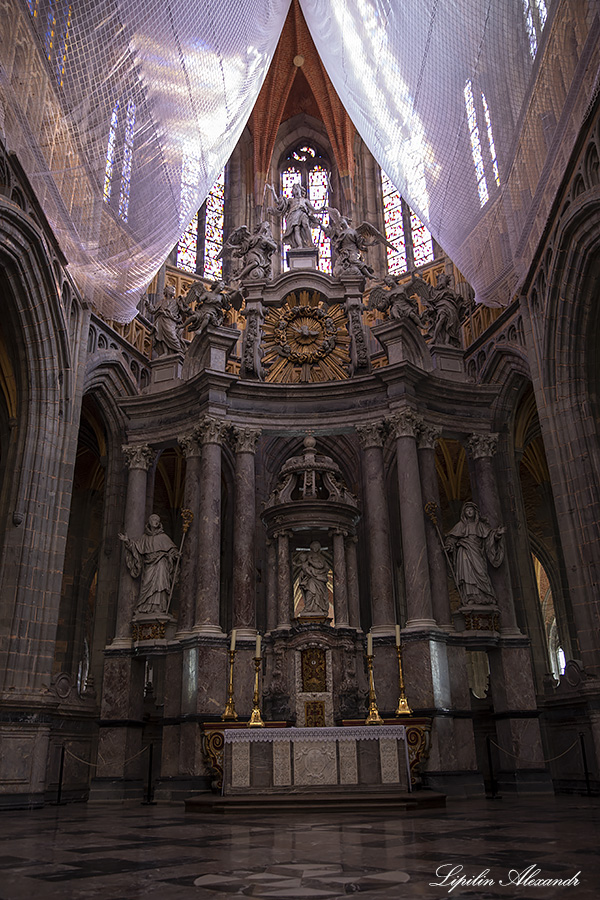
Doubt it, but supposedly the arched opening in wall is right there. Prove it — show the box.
[434,437,472,614]
[532,553,565,679]
[0,325,17,506]
[278,142,331,273]
[55,395,106,684]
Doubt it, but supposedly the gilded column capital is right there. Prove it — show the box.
[417,423,442,450]
[178,430,203,458]
[197,415,228,446]
[122,443,156,471]
[387,409,422,439]
[355,421,386,449]
[232,425,261,454]
[467,433,499,459]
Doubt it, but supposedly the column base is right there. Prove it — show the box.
[192,624,225,636]
[370,624,396,636]
[232,627,258,639]
[109,637,133,650]
[404,618,440,631]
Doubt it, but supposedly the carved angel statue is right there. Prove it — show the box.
[266,182,323,248]
[219,221,278,282]
[323,207,396,278]
[368,273,429,327]
[423,272,467,348]
[182,280,244,333]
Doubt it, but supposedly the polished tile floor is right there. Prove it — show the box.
[0,795,598,899]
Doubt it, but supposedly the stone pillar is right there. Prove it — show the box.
[177,429,203,637]
[467,433,520,635]
[194,416,228,634]
[355,422,395,632]
[345,535,361,629]
[275,530,292,629]
[388,410,436,629]
[265,539,278,632]
[332,529,349,627]
[231,426,261,634]
[417,424,453,629]
[113,443,156,646]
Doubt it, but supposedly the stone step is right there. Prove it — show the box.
[185,790,445,815]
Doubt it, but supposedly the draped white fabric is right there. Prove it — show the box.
[1,0,587,318]
[2,0,291,320]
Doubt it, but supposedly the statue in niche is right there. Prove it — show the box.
[266,182,323,248]
[148,284,187,355]
[368,273,428,327]
[324,207,395,278]
[183,280,243,333]
[119,514,179,615]
[296,541,331,616]
[444,501,506,606]
[424,272,466,347]
[220,221,278,281]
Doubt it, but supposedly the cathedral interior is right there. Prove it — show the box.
[1,0,600,894]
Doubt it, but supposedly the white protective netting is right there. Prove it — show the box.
[0,0,595,319]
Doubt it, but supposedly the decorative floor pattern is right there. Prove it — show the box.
[0,796,598,899]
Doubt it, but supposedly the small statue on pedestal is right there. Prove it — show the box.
[220,221,278,281]
[183,280,243,333]
[148,284,187,356]
[296,541,330,617]
[324,207,395,278]
[444,501,506,606]
[119,514,179,615]
[266,182,322,248]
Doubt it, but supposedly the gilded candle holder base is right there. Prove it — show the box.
[395,695,412,716]
[365,653,384,726]
[221,649,238,721]
[247,657,264,728]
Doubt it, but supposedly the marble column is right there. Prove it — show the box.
[417,424,453,629]
[113,443,156,646]
[275,529,292,629]
[345,535,361,629]
[177,429,203,637]
[467,433,520,635]
[231,426,261,634]
[389,410,436,629]
[355,422,395,632]
[332,529,349,627]
[194,416,228,634]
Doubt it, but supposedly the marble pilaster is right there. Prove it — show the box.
[114,443,156,646]
[388,411,436,629]
[275,530,292,629]
[345,535,361,630]
[194,416,228,633]
[332,529,349,627]
[417,424,453,629]
[231,426,261,634]
[355,422,395,631]
[177,430,202,636]
[467,433,520,635]
[265,539,277,632]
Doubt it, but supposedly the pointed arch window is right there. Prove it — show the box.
[280,143,331,274]
[380,171,433,273]
[522,0,548,59]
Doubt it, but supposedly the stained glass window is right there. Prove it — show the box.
[309,165,331,274]
[55,5,72,87]
[522,0,538,58]
[281,166,302,272]
[177,211,199,274]
[103,102,119,203]
[27,0,39,16]
[203,168,225,280]
[482,93,500,188]
[44,1,56,59]
[119,99,135,222]
[381,171,407,275]
[536,0,548,30]
[409,210,434,267]
[176,152,202,273]
[464,79,489,207]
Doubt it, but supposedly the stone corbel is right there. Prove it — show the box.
[122,443,156,471]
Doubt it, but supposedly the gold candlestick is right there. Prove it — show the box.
[365,654,384,726]
[221,649,238,720]
[395,644,412,716]
[248,656,264,728]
